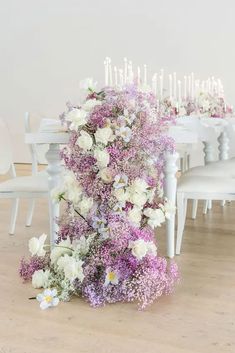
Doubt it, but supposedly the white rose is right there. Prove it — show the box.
[66,184,83,205]
[94,148,110,169]
[129,192,148,208]
[99,167,113,183]
[95,127,114,146]
[147,188,156,203]
[76,130,93,151]
[50,239,73,264]
[147,241,157,257]
[82,99,102,112]
[28,233,47,257]
[65,109,87,130]
[113,188,129,202]
[128,206,142,227]
[144,208,165,229]
[79,77,97,91]
[129,178,149,194]
[32,269,50,289]
[58,254,84,282]
[129,239,148,260]
[78,196,93,217]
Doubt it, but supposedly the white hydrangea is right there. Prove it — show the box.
[50,239,73,265]
[32,269,50,289]
[94,148,110,169]
[76,130,93,151]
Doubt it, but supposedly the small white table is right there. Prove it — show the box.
[25,132,70,246]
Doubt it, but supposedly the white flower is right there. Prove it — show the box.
[128,206,142,227]
[128,239,148,260]
[76,130,93,151]
[65,109,87,130]
[57,254,84,282]
[113,174,128,189]
[74,234,94,256]
[78,196,93,217]
[94,148,110,169]
[82,99,102,112]
[99,167,113,183]
[28,233,47,257]
[79,77,97,91]
[32,269,50,289]
[113,188,129,202]
[147,241,157,257]
[144,208,165,229]
[95,127,114,146]
[161,200,176,220]
[129,192,148,208]
[104,269,119,286]
[178,106,187,117]
[116,126,132,143]
[131,178,149,194]
[50,239,73,264]
[66,184,83,205]
[113,202,125,214]
[51,185,65,203]
[147,188,156,203]
[36,288,59,310]
[129,239,157,260]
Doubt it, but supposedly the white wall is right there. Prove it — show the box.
[1,0,235,163]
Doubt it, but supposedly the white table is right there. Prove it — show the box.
[25,132,69,246]
[25,118,230,257]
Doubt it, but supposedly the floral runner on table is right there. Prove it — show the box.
[20,79,179,310]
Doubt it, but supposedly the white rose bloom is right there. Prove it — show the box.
[51,185,65,203]
[99,167,113,183]
[57,254,84,282]
[32,269,50,289]
[50,239,73,264]
[144,208,165,229]
[78,196,93,217]
[94,148,110,169]
[129,239,148,260]
[28,233,47,257]
[147,188,156,203]
[129,192,148,208]
[76,130,93,151]
[65,109,87,131]
[79,77,97,91]
[82,99,102,112]
[161,200,176,220]
[95,127,114,146]
[66,184,83,205]
[131,178,149,194]
[147,241,157,257]
[128,206,142,227]
[113,188,129,202]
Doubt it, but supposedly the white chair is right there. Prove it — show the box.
[0,117,49,234]
[24,112,48,226]
[176,175,235,254]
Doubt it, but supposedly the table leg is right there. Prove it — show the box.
[164,151,179,258]
[218,131,229,206]
[218,131,229,161]
[45,144,62,246]
[202,141,214,165]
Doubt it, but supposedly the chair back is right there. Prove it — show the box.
[0,118,14,175]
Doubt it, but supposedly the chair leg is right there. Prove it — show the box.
[176,193,186,255]
[203,200,208,214]
[9,198,19,235]
[207,200,212,210]
[192,199,198,219]
[26,199,35,227]
[221,200,226,207]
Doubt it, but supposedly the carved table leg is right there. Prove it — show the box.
[45,144,62,246]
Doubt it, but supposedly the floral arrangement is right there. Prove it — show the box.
[20,81,179,310]
[174,92,233,118]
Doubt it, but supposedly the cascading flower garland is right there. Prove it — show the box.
[20,82,179,309]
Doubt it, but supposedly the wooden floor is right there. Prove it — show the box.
[0,165,235,353]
